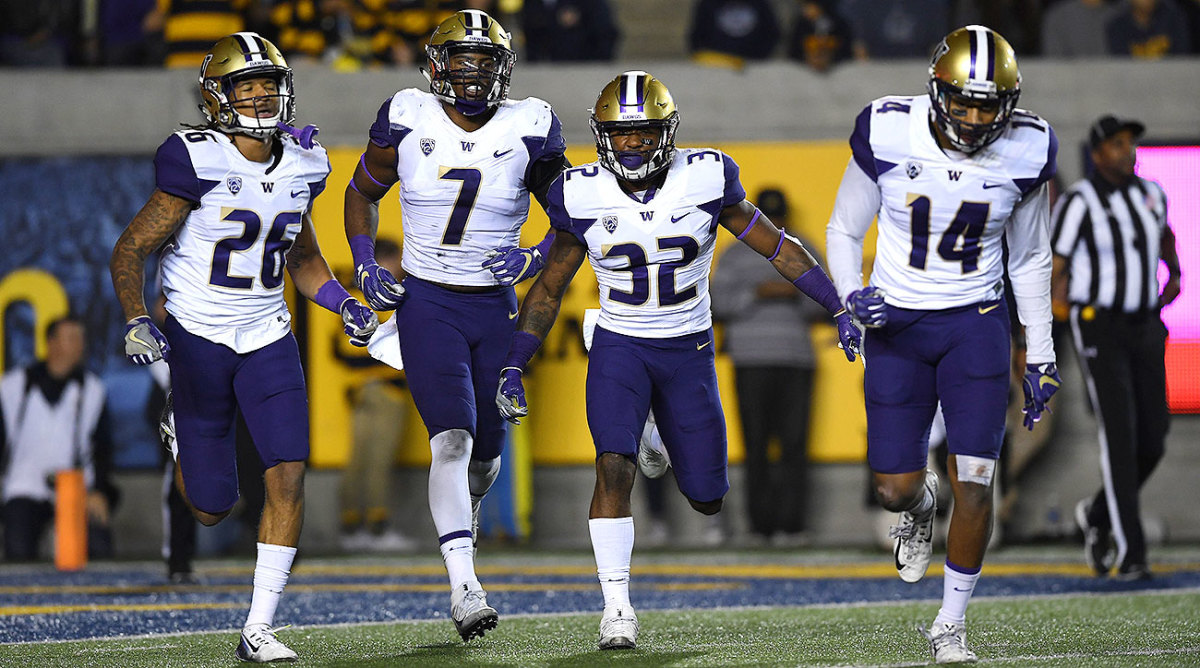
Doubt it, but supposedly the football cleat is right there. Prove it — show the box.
[159,391,178,463]
[1074,498,1114,576]
[471,498,482,556]
[235,624,297,663]
[450,580,498,641]
[890,469,937,583]
[598,605,639,650]
[919,621,977,664]
[637,417,670,479]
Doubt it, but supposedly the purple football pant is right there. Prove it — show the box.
[395,276,516,461]
[587,326,729,504]
[164,316,309,514]
[863,299,1011,474]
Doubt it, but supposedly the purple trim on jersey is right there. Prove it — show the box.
[700,198,724,234]
[503,330,542,371]
[368,96,413,149]
[792,266,842,315]
[314,279,352,314]
[545,176,595,243]
[1013,125,1058,196]
[720,153,746,207]
[521,110,567,183]
[946,558,982,576]
[154,134,219,204]
[307,177,326,202]
[736,209,761,240]
[349,234,375,268]
[849,106,900,183]
[439,530,473,545]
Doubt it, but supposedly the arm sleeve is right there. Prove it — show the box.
[1007,182,1055,364]
[825,158,882,303]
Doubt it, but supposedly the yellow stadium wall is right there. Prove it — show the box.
[304,140,875,469]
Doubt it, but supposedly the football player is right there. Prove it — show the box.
[109,33,377,663]
[496,71,860,650]
[342,9,569,641]
[825,25,1061,663]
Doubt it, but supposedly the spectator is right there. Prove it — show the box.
[711,188,825,547]
[1051,114,1181,580]
[150,0,250,68]
[338,238,416,553]
[1041,0,1114,58]
[840,0,950,60]
[689,0,781,68]
[0,0,75,66]
[1106,0,1191,57]
[1,316,118,562]
[786,0,853,72]
[520,0,619,62]
[270,0,348,62]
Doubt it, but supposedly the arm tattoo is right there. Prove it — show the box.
[110,190,190,320]
[521,242,586,338]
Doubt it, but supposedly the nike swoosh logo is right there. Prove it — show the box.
[671,212,691,223]
[978,304,1000,315]
[982,182,1004,189]
[127,329,155,349]
[494,148,514,158]
[1040,376,1060,390]
[953,587,972,592]
[508,311,519,320]
[696,340,711,350]
[290,189,304,197]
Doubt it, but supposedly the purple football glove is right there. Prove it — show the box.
[847,287,888,328]
[835,311,862,362]
[355,258,405,311]
[340,299,379,347]
[496,367,528,424]
[123,316,170,365]
[1021,362,1062,430]
[482,246,545,286]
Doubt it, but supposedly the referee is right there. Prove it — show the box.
[1050,114,1182,581]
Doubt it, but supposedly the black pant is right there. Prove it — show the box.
[2,497,53,561]
[1071,307,1169,569]
[735,366,814,536]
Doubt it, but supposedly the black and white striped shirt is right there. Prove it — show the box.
[1051,174,1169,313]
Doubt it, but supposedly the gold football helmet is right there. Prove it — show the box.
[927,25,1020,152]
[424,10,516,116]
[199,32,294,139]
[590,71,680,182]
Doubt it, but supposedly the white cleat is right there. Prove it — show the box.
[919,621,977,663]
[637,418,670,479]
[599,605,639,650]
[451,580,498,642]
[235,624,298,663]
[890,469,937,583]
[159,392,178,463]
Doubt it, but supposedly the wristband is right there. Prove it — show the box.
[349,234,376,268]
[503,330,542,371]
[767,230,786,261]
[315,279,354,314]
[792,266,844,316]
[735,208,761,241]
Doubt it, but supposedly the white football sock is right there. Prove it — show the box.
[245,543,296,628]
[589,517,634,609]
[429,429,475,587]
[907,482,935,517]
[934,560,980,626]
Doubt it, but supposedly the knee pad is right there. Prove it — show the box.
[956,455,996,486]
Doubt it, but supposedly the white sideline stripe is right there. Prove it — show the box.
[8,586,1200,647]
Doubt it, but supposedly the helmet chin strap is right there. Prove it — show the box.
[454,98,490,116]
[617,152,647,169]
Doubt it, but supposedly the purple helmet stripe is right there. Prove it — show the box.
[968,29,978,80]
[985,30,996,79]
[462,9,489,37]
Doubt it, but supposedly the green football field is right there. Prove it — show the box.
[3,546,1198,666]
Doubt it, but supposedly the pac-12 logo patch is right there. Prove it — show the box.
[601,215,618,233]
[420,138,436,155]
[227,176,242,194]
[905,161,922,179]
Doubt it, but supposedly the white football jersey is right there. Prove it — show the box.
[547,148,746,339]
[154,129,330,353]
[369,90,566,286]
[853,95,1055,309]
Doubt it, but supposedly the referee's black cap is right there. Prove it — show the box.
[1089,115,1146,149]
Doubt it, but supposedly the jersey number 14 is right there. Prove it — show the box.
[907,195,990,274]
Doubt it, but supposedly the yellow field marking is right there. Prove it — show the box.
[0,602,241,616]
